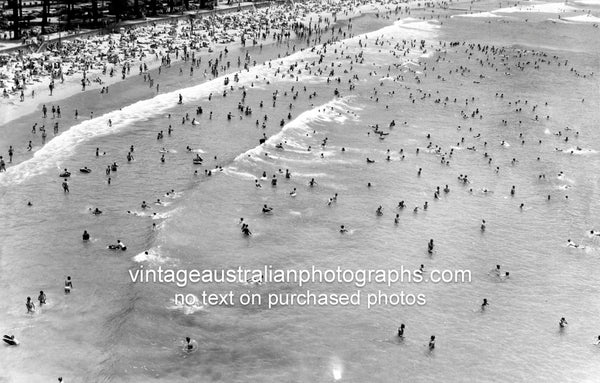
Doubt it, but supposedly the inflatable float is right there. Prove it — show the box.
[3,335,19,346]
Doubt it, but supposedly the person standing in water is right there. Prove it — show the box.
[397,324,405,338]
[185,337,198,351]
[26,297,35,313]
[559,317,568,329]
[38,291,46,306]
[64,276,73,294]
[481,298,488,311]
[428,239,434,254]
[428,335,436,351]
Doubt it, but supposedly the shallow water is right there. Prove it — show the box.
[1,2,600,382]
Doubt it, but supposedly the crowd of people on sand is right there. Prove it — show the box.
[3,0,600,379]
[0,0,392,101]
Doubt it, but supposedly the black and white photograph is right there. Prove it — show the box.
[0,0,599,381]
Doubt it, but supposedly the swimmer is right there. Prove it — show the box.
[394,214,400,224]
[340,225,348,234]
[491,265,501,277]
[289,188,297,197]
[262,204,273,213]
[108,240,127,251]
[82,230,90,241]
[559,317,568,328]
[428,335,435,351]
[91,208,102,215]
[427,239,434,254]
[398,323,405,338]
[26,296,35,313]
[567,239,583,248]
[481,298,488,311]
[185,337,198,351]
[481,219,486,231]
[64,276,73,294]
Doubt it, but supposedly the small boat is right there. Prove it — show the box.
[59,171,71,178]
[193,159,203,165]
[80,167,91,173]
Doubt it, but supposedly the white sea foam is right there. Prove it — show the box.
[167,294,205,315]
[564,146,598,155]
[222,167,257,180]
[132,246,173,265]
[0,45,324,186]
[562,14,600,22]
[492,2,578,13]
[572,0,600,5]
[1,15,435,187]
[453,11,503,18]
[234,97,360,163]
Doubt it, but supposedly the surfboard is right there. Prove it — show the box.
[3,335,19,346]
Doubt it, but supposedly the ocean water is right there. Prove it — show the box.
[1,2,600,382]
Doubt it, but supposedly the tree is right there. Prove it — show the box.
[41,0,49,34]
[91,0,99,26]
[110,0,127,21]
[149,0,158,16]
[66,0,74,29]
[11,0,20,40]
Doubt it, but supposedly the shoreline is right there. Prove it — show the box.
[0,1,280,127]
[0,0,430,171]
